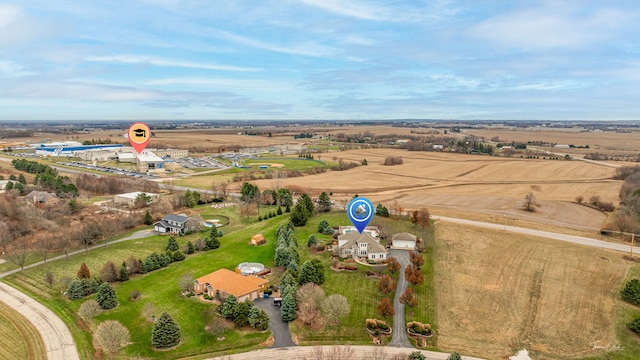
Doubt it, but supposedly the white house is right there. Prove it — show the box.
[337,232,388,262]
[392,232,417,250]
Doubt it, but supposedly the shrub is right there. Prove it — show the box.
[172,251,185,262]
[409,351,425,360]
[78,300,101,323]
[622,279,640,306]
[629,317,640,334]
[129,289,141,301]
[45,271,54,286]
[447,352,462,360]
[77,262,91,279]
[384,156,403,165]
[67,279,85,300]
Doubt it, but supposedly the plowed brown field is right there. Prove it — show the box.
[434,221,628,359]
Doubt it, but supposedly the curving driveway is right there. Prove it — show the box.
[387,249,412,348]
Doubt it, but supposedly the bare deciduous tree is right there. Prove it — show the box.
[320,294,350,325]
[78,299,101,324]
[94,320,130,353]
[141,302,155,321]
[523,192,541,212]
[296,283,325,326]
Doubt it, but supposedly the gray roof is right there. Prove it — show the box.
[338,232,387,254]
[392,232,417,241]
[163,213,189,223]
[24,191,57,203]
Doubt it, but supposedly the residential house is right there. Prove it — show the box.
[392,232,417,250]
[193,268,269,302]
[337,232,388,262]
[154,213,196,235]
[23,191,60,206]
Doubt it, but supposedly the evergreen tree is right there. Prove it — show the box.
[151,312,181,349]
[248,306,261,328]
[621,279,640,306]
[77,262,91,279]
[233,300,252,327]
[299,259,325,285]
[375,203,390,217]
[119,262,129,282]
[166,236,179,252]
[307,234,317,248]
[447,352,462,360]
[289,203,308,226]
[13,182,23,194]
[96,283,118,310]
[220,295,238,319]
[316,192,332,212]
[172,251,185,261]
[298,193,315,215]
[276,207,283,215]
[67,279,85,300]
[143,210,153,225]
[280,293,297,322]
[4,180,13,190]
[185,241,195,254]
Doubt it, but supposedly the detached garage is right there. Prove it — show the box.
[392,232,417,250]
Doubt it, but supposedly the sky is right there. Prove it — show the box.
[1,0,639,121]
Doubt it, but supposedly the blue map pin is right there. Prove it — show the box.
[347,197,374,234]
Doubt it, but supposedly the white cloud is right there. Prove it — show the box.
[471,6,628,50]
[85,55,261,72]
[298,0,388,21]
[0,60,35,78]
[214,29,336,57]
[0,4,21,29]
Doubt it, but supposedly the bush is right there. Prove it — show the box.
[78,300,101,323]
[129,289,141,301]
[622,279,640,306]
[629,317,640,334]
[67,279,85,300]
[409,351,425,360]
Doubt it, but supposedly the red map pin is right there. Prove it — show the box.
[128,122,151,153]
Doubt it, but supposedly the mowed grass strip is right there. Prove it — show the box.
[0,301,46,360]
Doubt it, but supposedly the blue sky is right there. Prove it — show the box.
[1,0,639,121]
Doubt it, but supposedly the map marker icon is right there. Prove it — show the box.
[128,122,151,154]
[347,197,374,234]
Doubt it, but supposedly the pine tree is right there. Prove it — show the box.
[280,293,297,322]
[289,203,308,226]
[185,241,195,254]
[77,262,91,279]
[248,306,261,328]
[447,352,462,360]
[143,210,153,225]
[307,234,317,248]
[151,312,181,349]
[220,295,238,319]
[17,174,26,184]
[96,283,118,310]
[233,300,252,327]
[166,236,179,252]
[119,262,129,282]
[67,279,85,300]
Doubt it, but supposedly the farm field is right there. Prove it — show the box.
[0,301,46,360]
[433,221,633,359]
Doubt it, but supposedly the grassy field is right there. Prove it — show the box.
[3,206,286,359]
[0,301,46,360]
[433,221,636,360]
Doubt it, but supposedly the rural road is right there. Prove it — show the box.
[432,216,637,253]
[207,344,486,360]
[0,229,154,360]
[388,249,412,348]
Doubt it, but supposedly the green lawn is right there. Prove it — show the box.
[3,209,287,359]
[1,205,437,358]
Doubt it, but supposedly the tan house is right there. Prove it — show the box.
[193,268,268,302]
[23,191,60,206]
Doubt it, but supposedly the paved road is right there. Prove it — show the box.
[0,229,154,360]
[388,249,412,348]
[207,345,486,360]
[433,216,637,254]
[254,297,296,348]
[0,282,79,360]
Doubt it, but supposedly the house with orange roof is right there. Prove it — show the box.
[193,268,269,302]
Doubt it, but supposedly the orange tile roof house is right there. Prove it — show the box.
[193,268,269,302]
